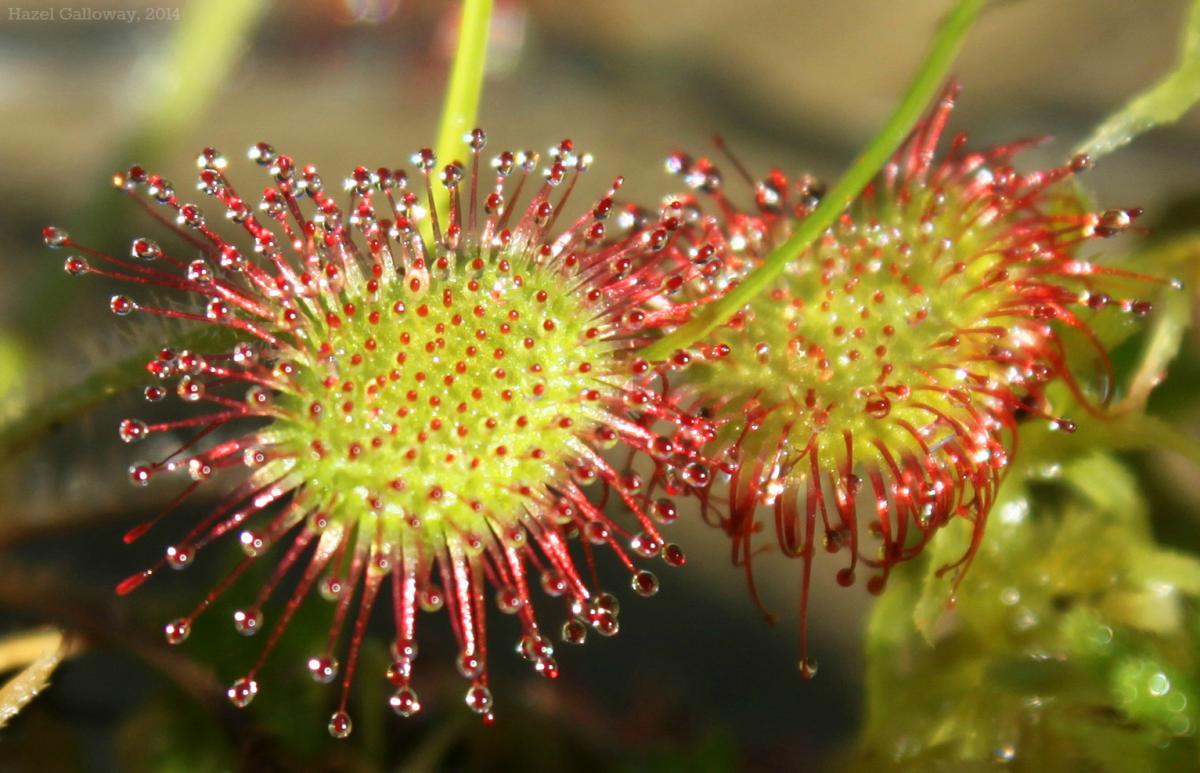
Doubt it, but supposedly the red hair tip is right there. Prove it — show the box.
[116,571,150,596]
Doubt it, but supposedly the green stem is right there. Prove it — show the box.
[0,328,235,468]
[421,0,494,244]
[641,0,987,361]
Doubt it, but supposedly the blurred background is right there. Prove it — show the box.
[1,0,1199,770]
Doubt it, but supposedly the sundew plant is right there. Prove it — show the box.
[3,1,1200,770]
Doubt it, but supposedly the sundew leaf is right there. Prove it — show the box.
[1075,0,1200,160]
[641,0,987,359]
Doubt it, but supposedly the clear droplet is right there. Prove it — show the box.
[233,608,262,636]
[328,710,352,739]
[165,545,192,570]
[632,570,659,597]
[307,656,339,684]
[630,532,662,558]
[118,418,149,443]
[389,686,422,717]
[457,652,483,680]
[128,462,153,486]
[164,618,190,645]
[131,238,162,261]
[682,462,710,487]
[43,226,69,248]
[662,543,687,567]
[799,658,819,679]
[464,684,493,715]
[110,295,136,316]
[651,498,678,524]
[227,676,258,708]
[561,619,588,645]
[992,742,1016,764]
[239,530,269,557]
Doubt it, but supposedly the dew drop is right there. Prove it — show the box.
[864,396,891,419]
[389,686,422,717]
[593,592,620,614]
[149,178,175,203]
[682,462,710,488]
[799,658,819,679]
[561,619,588,645]
[441,162,464,189]
[993,743,1016,764]
[177,375,205,402]
[632,570,660,597]
[328,710,353,739]
[648,436,674,461]
[535,655,559,679]
[457,653,483,680]
[651,498,678,524]
[42,226,69,248]
[1149,671,1171,697]
[118,419,149,443]
[239,530,269,557]
[63,256,89,275]
[583,521,611,545]
[465,684,494,715]
[540,571,566,597]
[392,638,419,662]
[164,618,190,645]
[128,462,153,487]
[187,459,214,481]
[411,148,436,173]
[110,295,136,316]
[518,633,553,662]
[319,575,343,601]
[1095,207,1138,238]
[233,608,262,636]
[630,532,662,558]
[178,204,204,228]
[495,586,523,614]
[186,259,213,284]
[232,343,256,363]
[131,238,162,261]
[307,656,339,684]
[227,677,258,708]
[419,586,444,611]
[197,147,227,171]
[248,142,276,165]
[206,298,231,321]
[662,543,687,567]
[591,609,620,637]
[165,545,193,570]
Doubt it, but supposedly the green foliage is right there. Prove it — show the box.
[1075,0,1200,160]
[854,452,1200,771]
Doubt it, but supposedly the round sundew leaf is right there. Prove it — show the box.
[50,135,713,736]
